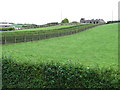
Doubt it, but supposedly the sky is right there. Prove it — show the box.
[0,0,119,25]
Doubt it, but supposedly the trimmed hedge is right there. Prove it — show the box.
[2,57,120,88]
[0,27,15,31]
[2,24,96,36]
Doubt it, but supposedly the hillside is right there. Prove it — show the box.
[2,23,118,68]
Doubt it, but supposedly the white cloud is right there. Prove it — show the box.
[0,0,119,24]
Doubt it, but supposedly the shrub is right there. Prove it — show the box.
[8,27,15,31]
[61,18,69,23]
[1,27,15,31]
[0,27,2,30]
[2,57,119,88]
[71,21,79,24]
[22,24,38,29]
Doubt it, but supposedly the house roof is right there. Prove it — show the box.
[0,24,12,26]
[0,24,13,27]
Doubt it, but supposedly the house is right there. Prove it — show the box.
[0,22,13,27]
[80,18,105,24]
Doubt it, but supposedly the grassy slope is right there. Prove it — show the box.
[2,24,93,36]
[5,24,77,32]
[2,23,118,68]
[12,24,23,28]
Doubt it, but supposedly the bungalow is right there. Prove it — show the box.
[0,22,13,27]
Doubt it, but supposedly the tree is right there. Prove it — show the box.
[61,18,69,23]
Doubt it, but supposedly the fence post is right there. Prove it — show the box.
[24,35,26,42]
[4,36,6,44]
[38,33,40,40]
[14,36,16,43]
[44,34,46,39]
[31,35,33,41]
[2,36,4,44]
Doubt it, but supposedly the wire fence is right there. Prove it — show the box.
[2,24,103,44]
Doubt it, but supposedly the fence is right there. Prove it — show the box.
[2,24,103,44]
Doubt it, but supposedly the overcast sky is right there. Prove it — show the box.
[0,0,119,25]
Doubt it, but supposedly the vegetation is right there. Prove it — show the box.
[61,18,69,23]
[107,21,120,24]
[2,24,94,36]
[2,57,119,88]
[12,24,23,28]
[71,21,79,24]
[22,24,37,28]
[2,23,118,67]
[0,27,15,31]
[2,23,118,88]
[7,24,78,32]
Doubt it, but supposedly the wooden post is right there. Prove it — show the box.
[45,34,47,39]
[4,36,6,44]
[32,35,33,41]
[39,34,40,40]
[2,36,4,44]
[14,36,16,43]
[31,35,32,41]
[24,35,26,42]
[38,33,39,40]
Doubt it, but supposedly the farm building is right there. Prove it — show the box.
[80,18,105,24]
[0,22,13,27]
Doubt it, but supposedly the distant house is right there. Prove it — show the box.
[0,22,13,27]
[80,18,105,24]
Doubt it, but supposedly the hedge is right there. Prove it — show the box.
[0,27,15,31]
[2,57,120,88]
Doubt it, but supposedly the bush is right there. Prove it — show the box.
[71,21,79,24]
[2,57,119,88]
[106,21,120,24]
[1,27,15,31]
[61,18,69,23]
[22,25,38,29]
[0,27,2,30]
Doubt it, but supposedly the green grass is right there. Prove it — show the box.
[2,23,118,68]
[4,24,78,32]
[12,24,23,28]
[2,24,93,36]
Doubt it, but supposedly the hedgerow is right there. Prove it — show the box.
[2,57,119,88]
[0,27,15,31]
[2,24,95,36]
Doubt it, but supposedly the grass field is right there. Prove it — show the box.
[4,24,79,33]
[2,23,118,68]
[11,24,78,32]
[12,24,23,28]
[2,24,94,36]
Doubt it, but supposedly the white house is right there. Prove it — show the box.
[0,22,13,27]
